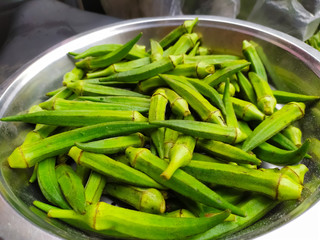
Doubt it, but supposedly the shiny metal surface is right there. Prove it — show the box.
[0,16,319,240]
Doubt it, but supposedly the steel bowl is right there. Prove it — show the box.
[0,16,319,240]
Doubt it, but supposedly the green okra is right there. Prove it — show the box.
[85,171,107,205]
[159,74,225,126]
[47,201,230,240]
[39,87,74,110]
[164,88,191,117]
[188,41,200,56]
[86,57,151,78]
[149,88,168,159]
[70,78,136,87]
[150,120,243,144]
[56,164,86,214]
[2,110,148,126]
[187,194,278,240]
[226,95,265,121]
[72,43,148,60]
[184,77,226,118]
[161,134,196,180]
[237,71,256,104]
[223,79,247,144]
[7,121,156,168]
[159,18,198,49]
[203,62,250,87]
[183,161,302,200]
[64,80,147,98]
[37,158,71,209]
[29,164,38,183]
[272,90,320,103]
[164,209,196,218]
[33,201,130,239]
[183,55,241,65]
[78,95,150,108]
[99,55,183,83]
[217,81,236,97]
[126,147,246,217]
[75,133,146,154]
[75,33,142,69]
[163,116,181,160]
[113,154,131,166]
[252,139,310,166]
[217,59,250,71]
[69,146,165,189]
[242,40,268,81]
[192,152,223,163]
[46,86,66,97]
[168,62,215,79]
[164,33,199,56]
[76,165,91,185]
[197,46,211,55]
[280,164,308,185]
[248,72,277,115]
[197,139,261,165]
[242,102,306,152]
[103,183,166,214]
[51,98,149,112]
[137,76,168,93]
[150,39,164,62]
[282,125,302,147]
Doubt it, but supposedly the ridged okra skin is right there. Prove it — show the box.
[104,184,166,214]
[68,146,165,190]
[272,90,320,103]
[47,201,230,240]
[84,171,107,205]
[126,147,246,217]
[183,161,303,201]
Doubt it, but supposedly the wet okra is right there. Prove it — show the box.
[2,18,319,240]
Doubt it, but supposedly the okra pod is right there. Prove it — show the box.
[197,139,261,165]
[163,115,181,160]
[159,74,225,125]
[188,194,277,240]
[252,139,310,165]
[84,171,107,205]
[137,76,167,93]
[164,209,196,218]
[47,201,230,240]
[217,81,236,97]
[188,41,200,56]
[2,109,148,126]
[237,71,256,104]
[164,88,191,117]
[86,57,151,78]
[280,164,308,185]
[161,134,196,180]
[168,62,215,79]
[104,183,166,214]
[37,158,71,209]
[242,102,305,152]
[52,98,149,112]
[8,121,156,168]
[76,33,142,69]
[126,147,246,216]
[56,164,86,214]
[69,146,164,189]
[78,95,150,108]
[75,133,146,154]
[192,152,223,164]
[164,33,199,56]
[248,72,277,115]
[183,161,302,200]
[242,40,268,81]
[150,120,243,144]
[203,62,250,87]
[184,77,226,117]
[46,86,66,97]
[39,86,74,110]
[65,80,147,98]
[149,88,168,159]
[197,46,211,55]
[99,55,183,83]
[282,125,302,147]
[150,39,164,62]
[272,90,320,103]
[159,18,198,49]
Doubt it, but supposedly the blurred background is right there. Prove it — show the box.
[0,0,319,87]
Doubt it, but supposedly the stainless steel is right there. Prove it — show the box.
[0,16,319,240]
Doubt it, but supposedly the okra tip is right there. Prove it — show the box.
[8,147,29,168]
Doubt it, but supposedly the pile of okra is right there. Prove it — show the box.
[2,18,320,240]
